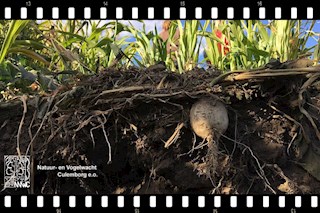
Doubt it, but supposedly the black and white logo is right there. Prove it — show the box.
[4,155,30,188]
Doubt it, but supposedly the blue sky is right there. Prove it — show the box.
[115,20,320,63]
[134,20,320,48]
[53,20,320,52]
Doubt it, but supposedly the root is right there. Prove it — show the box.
[206,138,219,180]
[221,134,277,194]
[99,115,112,164]
[298,73,320,141]
[164,123,184,148]
[17,95,28,156]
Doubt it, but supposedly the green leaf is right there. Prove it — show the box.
[13,40,47,50]
[247,46,269,57]
[94,38,113,48]
[0,20,30,63]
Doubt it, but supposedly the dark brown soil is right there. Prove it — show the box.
[1,68,320,195]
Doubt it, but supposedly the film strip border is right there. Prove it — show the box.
[0,195,319,209]
[0,7,317,20]
[0,0,319,19]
